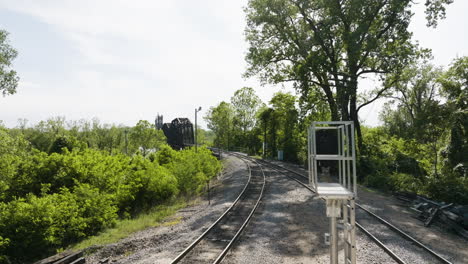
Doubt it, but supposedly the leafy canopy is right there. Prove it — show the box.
[0,30,19,96]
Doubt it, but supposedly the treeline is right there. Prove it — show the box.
[205,57,467,204]
[0,119,221,263]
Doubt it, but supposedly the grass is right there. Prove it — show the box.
[72,198,188,250]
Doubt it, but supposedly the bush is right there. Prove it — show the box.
[389,172,422,193]
[116,156,179,216]
[164,147,221,195]
[0,186,117,263]
[424,174,468,204]
[0,130,221,263]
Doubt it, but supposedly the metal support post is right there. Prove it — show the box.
[195,106,202,152]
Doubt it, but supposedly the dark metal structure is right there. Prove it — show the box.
[156,115,194,149]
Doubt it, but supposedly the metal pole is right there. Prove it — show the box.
[195,108,197,152]
[330,216,338,264]
[195,106,202,152]
[207,180,211,205]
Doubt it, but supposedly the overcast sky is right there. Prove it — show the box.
[1,0,467,129]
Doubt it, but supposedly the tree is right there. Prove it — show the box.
[230,87,263,134]
[380,62,448,175]
[438,56,468,176]
[269,92,299,161]
[204,101,234,149]
[0,30,19,96]
[244,0,453,149]
[380,62,447,142]
[129,120,166,156]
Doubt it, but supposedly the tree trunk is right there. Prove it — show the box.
[348,75,363,152]
[321,84,339,121]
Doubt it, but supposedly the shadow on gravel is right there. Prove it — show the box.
[186,164,250,233]
[227,166,330,262]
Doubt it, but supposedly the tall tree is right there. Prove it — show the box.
[244,0,453,148]
[0,30,19,96]
[230,87,263,134]
[438,56,468,176]
[380,62,447,175]
[270,92,299,161]
[380,62,446,142]
[204,101,234,150]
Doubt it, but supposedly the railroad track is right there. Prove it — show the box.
[251,157,453,264]
[170,154,266,264]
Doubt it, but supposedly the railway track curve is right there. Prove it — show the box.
[170,154,266,264]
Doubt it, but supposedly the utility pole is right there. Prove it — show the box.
[195,106,202,152]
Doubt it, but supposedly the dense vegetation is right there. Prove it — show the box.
[203,0,465,204]
[0,1,465,263]
[0,119,220,263]
[205,56,467,205]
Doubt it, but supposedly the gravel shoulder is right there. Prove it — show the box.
[273,160,468,264]
[84,155,249,264]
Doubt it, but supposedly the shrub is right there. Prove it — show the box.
[424,174,468,204]
[0,186,117,263]
[389,172,422,193]
[165,147,221,195]
[117,156,179,215]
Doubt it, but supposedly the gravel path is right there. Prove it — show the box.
[84,155,249,264]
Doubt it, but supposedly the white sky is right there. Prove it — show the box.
[0,0,467,129]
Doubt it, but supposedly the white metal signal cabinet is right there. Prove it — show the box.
[308,121,357,264]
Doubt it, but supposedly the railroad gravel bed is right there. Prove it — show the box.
[271,160,467,264]
[84,155,249,264]
[223,164,394,264]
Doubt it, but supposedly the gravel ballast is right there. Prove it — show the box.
[272,160,468,264]
[223,164,394,264]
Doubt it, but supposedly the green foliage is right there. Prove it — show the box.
[425,174,468,204]
[438,56,468,177]
[244,0,453,148]
[162,147,221,195]
[205,101,235,150]
[380,62,447,143]
[129,120,166,156]
[361,125,468,204]
[0,118,221,263]
[0,187,117,263]
[230,87,263,134]
[360,127,428,191]
[0,30,19,97]
[390,173,423,193]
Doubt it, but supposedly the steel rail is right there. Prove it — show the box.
[257,158,452,264]
[355,222,407,264]
[170,153,265,264]
[213,157,266,263]
[170,155,252,264]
